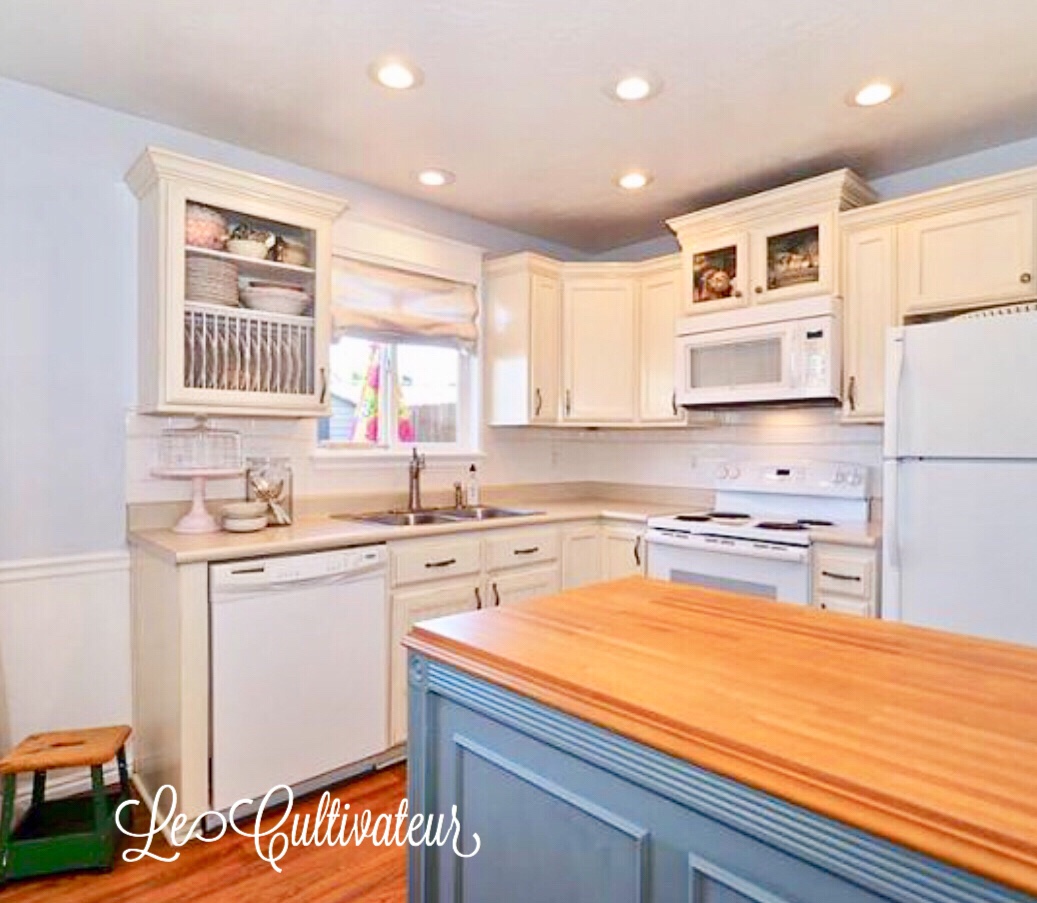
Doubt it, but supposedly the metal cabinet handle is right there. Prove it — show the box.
[564,389,572,416]
[634,535,642,567]
[492,582,501,607]
[475,587,483,610]
[534,388,542,416]
[1021,272,1032,284]
[754,286,763,294]
[821,570,861,582]
[733,289,743,298]
[319,367,328,404]
[847,375,857,412]
[425,558,457,569]
[513,546,539,556]
[671,391,678,415]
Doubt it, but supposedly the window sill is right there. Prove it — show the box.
[310,446,485,470]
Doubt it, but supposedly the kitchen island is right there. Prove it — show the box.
[403,577,1037,902]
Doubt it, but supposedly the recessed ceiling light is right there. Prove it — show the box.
[368,57,423,90]
[607,72,662,102]
[417,168,455,187]
[852,81,896,107]
[616,170,652,190]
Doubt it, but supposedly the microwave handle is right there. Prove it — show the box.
[786,324,801,388]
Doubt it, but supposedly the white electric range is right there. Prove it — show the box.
[646,461,870,604]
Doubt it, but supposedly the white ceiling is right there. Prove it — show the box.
[2,0,1037,252]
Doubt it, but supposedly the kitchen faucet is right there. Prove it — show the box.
[407,447,426,511]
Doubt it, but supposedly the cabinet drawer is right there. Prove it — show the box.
[817,594,873,617]
[391,537,482,587]
[485,528,560,572]
[814,552,873,599]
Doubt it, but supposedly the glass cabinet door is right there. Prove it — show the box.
[749,212,834,304]
[683,232,749,314]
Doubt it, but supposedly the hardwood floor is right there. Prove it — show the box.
[2,765,408,902]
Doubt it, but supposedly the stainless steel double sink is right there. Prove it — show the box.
[333,506,544,527]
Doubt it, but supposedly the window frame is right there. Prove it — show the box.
[318,335,479,456]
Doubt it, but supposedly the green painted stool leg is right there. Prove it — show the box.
[1,773,15,881]
[116,747,130,796]
[31,771,46,809]
[90,766,107,832]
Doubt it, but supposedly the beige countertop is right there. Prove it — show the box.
[128,499,679,564]
[129,497,881,564]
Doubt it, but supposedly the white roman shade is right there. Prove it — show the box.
[331,257,479,350]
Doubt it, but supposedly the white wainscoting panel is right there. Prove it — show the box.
[0,550,132,805]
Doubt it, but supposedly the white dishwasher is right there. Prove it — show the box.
[210,545,388,812]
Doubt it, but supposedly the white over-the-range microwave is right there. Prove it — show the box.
[675,295,842,407]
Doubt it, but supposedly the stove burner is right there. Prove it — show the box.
[674,514,711,522]
[797,518,834,527]
[707,511,751,520]
[755,521,807,531]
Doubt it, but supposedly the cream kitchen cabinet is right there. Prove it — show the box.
[637,259,685,423]
[561,522,604,589]
[898,195,1036,316]
[389,578,481,745]
[488,566,562,608]
[484,254,563,425]
[840,223,897,422]
[811,542,879,618]
[602,524,645,579]
[562,276,638,422]
[669,170,875,316]
[126,147,346,417]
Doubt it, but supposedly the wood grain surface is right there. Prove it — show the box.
[405,577,1037,896]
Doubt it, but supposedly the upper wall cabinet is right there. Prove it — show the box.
[483,254,690,428]
[898,195,1035,316]
[838,164,1037,423]
[126,148,347,418]
[562,275,637,422]
[667,170,875,315]
[483,254,563,425]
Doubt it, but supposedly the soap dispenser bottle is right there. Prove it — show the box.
[465,464,480,507]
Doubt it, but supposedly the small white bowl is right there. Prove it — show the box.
[221,501,268,520]
[223,515,269,533]
[226,238,270,259]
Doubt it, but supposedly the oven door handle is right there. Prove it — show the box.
[645,530,809,563]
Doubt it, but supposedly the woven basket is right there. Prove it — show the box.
[186,256,239,306]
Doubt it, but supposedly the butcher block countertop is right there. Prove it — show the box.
[404,577,1037,897]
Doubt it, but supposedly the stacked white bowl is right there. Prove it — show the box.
[221,501,269,533]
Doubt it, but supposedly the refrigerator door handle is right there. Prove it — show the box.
[883,330,905,459]
[882,460,901,621]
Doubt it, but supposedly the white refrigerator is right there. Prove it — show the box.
[883,306,1037,646]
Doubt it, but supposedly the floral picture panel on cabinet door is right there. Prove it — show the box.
[767,226,820,290]
[693,244,739,303]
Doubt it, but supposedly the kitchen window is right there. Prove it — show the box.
[318,257,479,453]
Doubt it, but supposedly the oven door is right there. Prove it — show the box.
[645,530,810,604]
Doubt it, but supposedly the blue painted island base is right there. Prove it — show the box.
[407,655,1034,903]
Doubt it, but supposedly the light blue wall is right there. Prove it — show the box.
[0,77,586,561]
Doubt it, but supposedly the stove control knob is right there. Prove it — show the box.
[728,466,741,479]
[715,465,730,480]
[833,471,846,484]
[848,471,863,486]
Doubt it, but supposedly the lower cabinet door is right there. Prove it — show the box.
[561,524,603,589]
[416,683,912,903]
[390,580,480,746]
[489,564,561,608]
[603,526,645,579]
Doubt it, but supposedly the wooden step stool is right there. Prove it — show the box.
[0,725,132,882]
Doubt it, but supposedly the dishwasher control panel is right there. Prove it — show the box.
[211,545,387,591]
